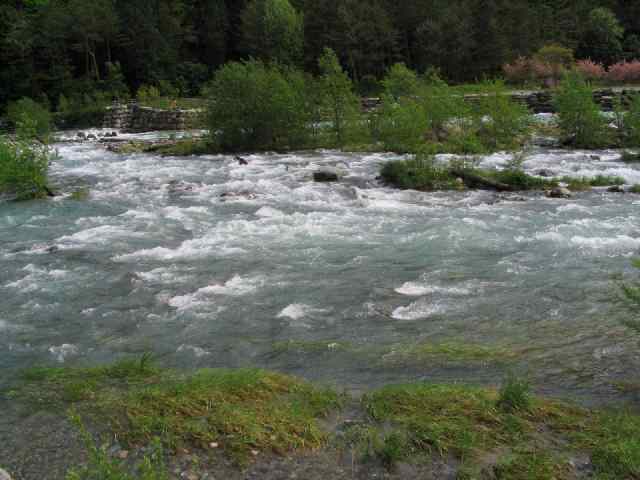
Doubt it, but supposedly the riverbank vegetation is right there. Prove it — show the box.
[6,358,640,479]
[0,101,54,200]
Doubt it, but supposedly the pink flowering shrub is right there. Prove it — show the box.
[575,59,606,80]
[503,57,532,84]
[607,60,640,83]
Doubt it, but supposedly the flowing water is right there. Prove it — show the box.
[2,130,640,405]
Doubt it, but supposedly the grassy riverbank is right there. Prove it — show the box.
[4,359,640,479]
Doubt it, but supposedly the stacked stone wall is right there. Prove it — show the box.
[103,103,203,131]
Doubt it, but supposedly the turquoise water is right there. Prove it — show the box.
[1,133,640,404]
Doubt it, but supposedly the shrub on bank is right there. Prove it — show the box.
[575,59,606,80]
[607,60,640,83]
[317,48,366,147]
[7,98,52,141]
[554,72,610,148]
[0,136,51,200]
[206,60,311,151]
[474,80,531,151]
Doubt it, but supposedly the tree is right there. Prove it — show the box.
[318,48,361,147]
[241,0,303,65]
[554,71,610,149]
[578,7,624,66]
[206,60,310,150]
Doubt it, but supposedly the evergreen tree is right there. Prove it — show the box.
[241,0,303,65]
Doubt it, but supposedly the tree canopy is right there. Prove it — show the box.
[2,0,640,112]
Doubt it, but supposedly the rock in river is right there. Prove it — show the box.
[607,185,625,193]
[0,468,13,480]
[547,186,573,199]
[313,170,339,182]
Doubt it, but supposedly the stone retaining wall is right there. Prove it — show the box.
[362,88,640,114]
[103,103,203,132]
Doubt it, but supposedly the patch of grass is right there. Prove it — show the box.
[489,169,554,190]
[364,384,506,458]
[66,411,170,480]
[382,341,519,366]
[101,369,341,463]
[380,157,461,191]
[571,410,640,480]
[381,157,556,192]
[497,376,532,413]
[492,448,566,480]
[558,175,625,191]
[146,139,211,156]
[70,188,90,200]
[630,184,640,194]
[17,360,342,465]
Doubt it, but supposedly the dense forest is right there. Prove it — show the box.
[2,0,640,112]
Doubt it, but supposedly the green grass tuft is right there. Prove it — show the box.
[497,376,532,413]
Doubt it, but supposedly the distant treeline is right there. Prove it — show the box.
[2,0,640,112]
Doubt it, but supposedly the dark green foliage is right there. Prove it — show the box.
[380,155,555,192]
[380,155,460,191]
[2,0,640,116]
[241,0,304,66]
[554,72,610,148]
[578,7,624,66]
[206,60,310,151]
[7,98,52,140]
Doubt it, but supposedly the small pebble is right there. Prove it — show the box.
[117,450,129,460]
[209,442,219,449]
[251,449,259,456]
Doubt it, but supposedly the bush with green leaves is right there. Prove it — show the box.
[206,60,310,151]
[381,63,420,101]
[7,97,52,141]
[554,72,610,148]
[474,80,531,151]
[0,136,51,200]
[317,48,364,147]
[623,93,640,147]
[377,68,479,153]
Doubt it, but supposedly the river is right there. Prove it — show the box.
[1,130,640,405]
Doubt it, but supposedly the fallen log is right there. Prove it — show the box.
[448,168,515,192]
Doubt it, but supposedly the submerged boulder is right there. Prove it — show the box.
[547,186,572,199]
[313,170,339,182]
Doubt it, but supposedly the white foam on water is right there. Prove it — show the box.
[392,300,448,321]
[177,344,211,357]
[255,206,286,218]
[395,282,472,297]
[49,344,79,363]
[136,267,193,285]
[168,275,264,311]
[58,225,144,247]
[277,304,326,320]
[5,265,71,292]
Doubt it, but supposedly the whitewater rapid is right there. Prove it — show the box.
[1,131,639,403]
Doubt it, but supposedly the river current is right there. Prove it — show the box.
[1,130,640,405]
